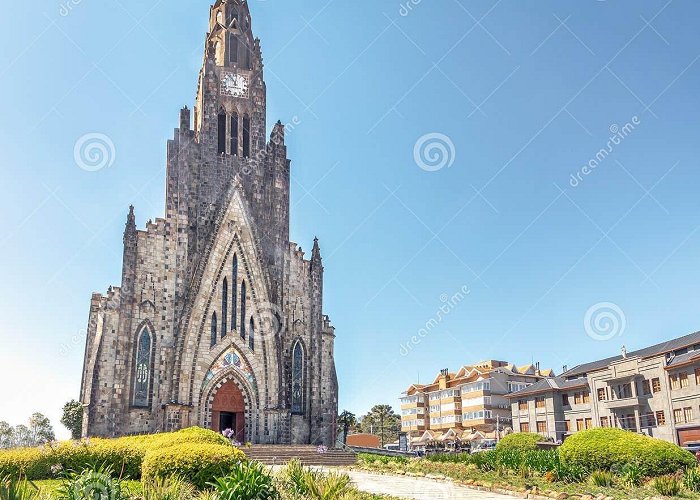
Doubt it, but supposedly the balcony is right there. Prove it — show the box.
[602,396,645,409]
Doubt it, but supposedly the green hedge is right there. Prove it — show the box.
[141,443,245,489]
[0,427,240,480]
[496,433,547,452]
[559,428,696,477]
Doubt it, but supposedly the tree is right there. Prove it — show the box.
[13,425,32,448]
[359,405,401,447]
[61,400,84,440]
[0,421,14,449]
[337,410,357,445]
[28,413,55,445]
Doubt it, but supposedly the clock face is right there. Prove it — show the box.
[221,72,249,98]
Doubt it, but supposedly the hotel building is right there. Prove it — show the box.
[400,361,554,444]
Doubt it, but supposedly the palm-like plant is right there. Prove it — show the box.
[208,461,278,500]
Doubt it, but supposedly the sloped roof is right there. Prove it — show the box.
[563,331,700,378]
[507,376,589,398]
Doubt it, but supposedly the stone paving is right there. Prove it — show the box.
[338,470,514,500]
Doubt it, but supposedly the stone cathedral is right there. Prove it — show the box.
[79,0,338,446]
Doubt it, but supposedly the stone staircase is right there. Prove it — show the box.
[243,445,357,466]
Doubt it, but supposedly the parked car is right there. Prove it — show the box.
[471,440,497,453]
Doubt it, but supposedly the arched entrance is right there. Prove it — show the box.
[211,379,246,442]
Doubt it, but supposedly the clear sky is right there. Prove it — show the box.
[1,0,699,439]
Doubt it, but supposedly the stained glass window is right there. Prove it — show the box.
[240,281,246,339]
[292,342,304,414]
[211,312,218,347]
[232,255,238,329]
[133,328,151,407]
[222,278,228,338]
[249,318,255,351]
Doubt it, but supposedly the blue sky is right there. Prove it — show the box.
[1,0,700,439]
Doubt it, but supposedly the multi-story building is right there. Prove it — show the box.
[400,361,554,444]
[509,331,700,446]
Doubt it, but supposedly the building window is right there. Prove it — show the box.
[232,254,238,329]
[695,368,700,386]
[684,407,693,423]
[518,400,528,411]
[230,113,239,155]
[249,317,255,351]
[565,420,572,432]
[597,388,607,401]
[229,34,239,63]
[221,278,228,338]
[651,378,661,393]
[535,397,545,409]
[291,341,304,414]
[242,115,251,158]
[240,281,246,339]
[656,411,666,426]
[584,418,593,430]
[536,421,547,434]
[583,391,591,404]
[681,372,689,388]
[210,312,217,347]
[600,416,610,428]
[674,409,683,424]
[133,327,152,407]
[642,379,651,395]
[574,392,582,405]
[217,110,227,154]
[562,393,570,406]
[576,419,584,431]
[520,422,530,433]
[671,373,689,390]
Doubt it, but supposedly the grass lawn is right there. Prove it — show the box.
[30,479,143,497]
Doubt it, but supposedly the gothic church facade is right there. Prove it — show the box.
[79,0,338,446]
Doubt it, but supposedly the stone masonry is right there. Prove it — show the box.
[79,0,338,446]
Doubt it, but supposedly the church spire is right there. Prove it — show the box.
[124,205,136,243]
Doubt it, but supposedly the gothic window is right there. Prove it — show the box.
[291,341,304,414]
[133,327,152,407]
[210,312,218,347]
[217,110,227,154]
[249,317,255,351]
[232,254,238,330]
[229,34,239,64]
[242,115,251,158]
[222,278,228,338]
[240,281,246,339]
[230,113,239,156]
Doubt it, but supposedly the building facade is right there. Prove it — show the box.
[400,361,554,445]
[79,0,338,446]
[510,331,700,446]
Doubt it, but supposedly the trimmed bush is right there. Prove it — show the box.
[0,427,236,481]
[559,428,695,477]
[496,433,547,452]
[141,443,245,489]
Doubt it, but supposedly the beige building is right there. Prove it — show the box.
[510,331,700,446]
[400,361,554,447]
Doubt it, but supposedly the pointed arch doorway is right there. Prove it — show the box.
[211,379,246,442]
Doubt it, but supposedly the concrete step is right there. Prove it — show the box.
[242,445,357,466]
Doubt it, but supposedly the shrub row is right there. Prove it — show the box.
[0,427,245,481]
